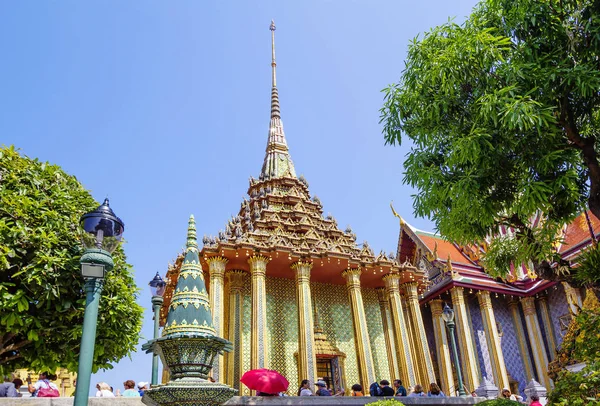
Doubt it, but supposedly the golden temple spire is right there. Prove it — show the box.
[260,20,297,179]
[270,19,277,88]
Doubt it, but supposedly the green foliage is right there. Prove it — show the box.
[380,0,600,279]
[549,361,600,405]
[367,399,405,406]
[0,145,143,374]
[477,400,521,406]
[574,244,600,287]
[548,294,600,405]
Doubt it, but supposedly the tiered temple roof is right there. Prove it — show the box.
[199,20,424,289]
[394,209,600,302]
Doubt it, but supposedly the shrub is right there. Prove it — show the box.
[477,400,521,406]
[367,400,405,406]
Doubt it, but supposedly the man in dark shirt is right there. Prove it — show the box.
[379,380,395,396]
[394,379,407,396]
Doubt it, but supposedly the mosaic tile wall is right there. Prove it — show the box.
[548,284,570,348]
[265,277,299,389]
[491,296,528,397]
[311,281,359,388]
[363,288,391,381]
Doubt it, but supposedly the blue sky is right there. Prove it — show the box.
[1,0,479,396]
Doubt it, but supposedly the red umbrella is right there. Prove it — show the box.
[240,368,289,394]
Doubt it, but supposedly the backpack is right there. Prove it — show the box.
[369,382,382,396]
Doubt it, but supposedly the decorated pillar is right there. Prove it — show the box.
[291,261,317,386]
[207,256,228,382]
[248,255,270,370]
[563,282,583,315]
[404,282,436,385]
[521,297,552,389]
[430,299,454,395]
[226,270,246,389]
[507,300,535,381]
[477,291,509,390]
[341,268,376,390]
[382,273,416,386]
[450,287,480,392]
[537,295,557,360]
[401,298,420,382]
[376,288,400,380]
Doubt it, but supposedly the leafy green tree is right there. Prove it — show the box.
[548,294,600,405]
[0,146,143,373]
[380,0,600,281]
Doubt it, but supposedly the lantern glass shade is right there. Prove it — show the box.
[149,272,166,297]
[442,303,455,323]
[80,199,125,253]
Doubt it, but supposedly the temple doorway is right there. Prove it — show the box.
[316,355,344,394]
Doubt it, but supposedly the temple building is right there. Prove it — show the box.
[159,21,595,397]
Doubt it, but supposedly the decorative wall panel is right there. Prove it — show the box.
[311,281,359,388]
[548,284,570,348]
[492,296,528,396]
[363,288,391,381]
[266,276,299,390]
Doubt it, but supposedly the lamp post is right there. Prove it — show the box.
[149,272,166,387]
[73,199,124,406]
[442,303,467,396]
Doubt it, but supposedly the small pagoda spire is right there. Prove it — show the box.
[261,20,297,179]
[163,215,216,338]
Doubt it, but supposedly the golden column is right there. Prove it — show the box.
[521,297,552,389]
[430,299,454,395]
[249,255,270,370]
[477,291,509,390]
[401,298,420,382]
[404,282,436,385]
[207,256,228,382]
[537,295,557,360]
[507,300,535,381]
[563,282,583,315]
[376,288,400,380]
[291,261,317,385]
[341,268,376,390]
[226,270,246,389]
[382,273,416,386]
[450,287,479,392]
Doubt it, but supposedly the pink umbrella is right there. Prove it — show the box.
[240,369,289,394]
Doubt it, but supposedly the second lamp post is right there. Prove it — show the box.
[149,272,166,387]
[442,303,467,397]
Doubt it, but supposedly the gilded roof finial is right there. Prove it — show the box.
[390,201,405,226]
[270,19,277,88]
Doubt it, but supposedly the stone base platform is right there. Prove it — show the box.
[0,396,485,405]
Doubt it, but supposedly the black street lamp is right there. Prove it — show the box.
[442,303,467,397]
[149,272,166,387]
[74,199,124,406]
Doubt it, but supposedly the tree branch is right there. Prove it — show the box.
[0,353,23,365]
[0,339,31,356]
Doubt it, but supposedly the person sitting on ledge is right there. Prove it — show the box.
[408,384,426,397]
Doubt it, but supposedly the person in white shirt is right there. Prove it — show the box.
[27,372,59,397]
[95,382,115,397]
